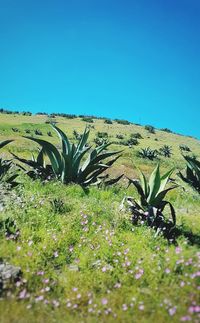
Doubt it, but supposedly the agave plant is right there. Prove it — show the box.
[121,164,178,238]
[179,145,191,152]
[12,148,54,181]
[73,130,82,140]
[16,125,123,186]
[159,145,172,158]
[138,147,158,160]
[178,156,200,193]
[94,137,108,147]
[0,140,19,188]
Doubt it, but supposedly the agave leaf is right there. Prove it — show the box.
[72,146,90,177]
[93,150,122,164]
[37,148,44,166]
[158,168,174,194]
[153,185,178,207]
[186,165,196,181]
[79,154,120,182]
[11,152,39,168]
[60,153,72,183]
[0,140,13,149]
[23,136,62,176]
[188,160,200,181]
[147,164,161,204]
[137,167,149,198]
[160,200,176,226]
[82,148,122,171]
[127,178,147,206]
[76,127,90,151]
[105,154,122,167]
[79,163,108,182]
[69,143,76,160]
[184,155,200,168]
[52,124,71,155]
[102,174,124,187]
[96,142,111,155]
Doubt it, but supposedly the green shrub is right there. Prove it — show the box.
[145,125,155,134]
[115,119,130,125]
[179,144,191,152]
[34,129,43,136]
[82,117,94,123]
[138,147,158,160]
[0,140,19,188]
[116,134,124,140]
[104,119,113,124]
[159,145,172,158]
[121,138,139,146]
[130,132,143,139]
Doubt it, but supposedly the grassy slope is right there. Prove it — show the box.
[0,113,200,323]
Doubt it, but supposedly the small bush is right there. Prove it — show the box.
[130,133,143,139]
[145,125,155,134]
[50,198,68,214]
[97,132,108,139]
[160,128,172,133]
[12,128,19,133]
[121,138,139,146]
[82,117,94,123]
[179,145,191,152]
[104,119,113,124]
[34,129,43,136]
[116,134,124,140]
[115,119,130,125]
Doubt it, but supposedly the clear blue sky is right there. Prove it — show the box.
[0,0,200,137]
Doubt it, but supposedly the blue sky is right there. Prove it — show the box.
[0,0,200,137]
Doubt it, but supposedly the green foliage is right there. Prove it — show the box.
[178,155,200,193]
[12,148,54,181]
[121,137,139,146]
[159,145,172,158]
[116,134,124,140]
[122,164,177,237]
[0,140,19,188]
[138,147,158,160]
[19,125,122,186]
[97,131,108,139]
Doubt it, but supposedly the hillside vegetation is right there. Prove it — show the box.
[0,112,200,323]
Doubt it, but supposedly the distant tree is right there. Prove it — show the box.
[104,119,113,124]
[145,125,155,134]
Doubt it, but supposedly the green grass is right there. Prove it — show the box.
[0,113,200,322]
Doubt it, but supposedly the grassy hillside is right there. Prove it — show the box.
[0,112,200,323]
